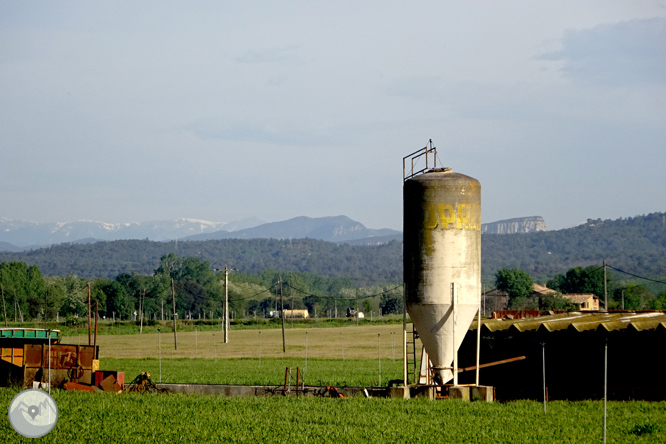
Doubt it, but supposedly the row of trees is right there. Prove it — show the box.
[3,257,664,324]
[494,266,666,310]
[0,255,404,324]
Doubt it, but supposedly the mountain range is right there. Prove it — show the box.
[0,217,263,250]
[0,212,663,285]
[0,215,545,252]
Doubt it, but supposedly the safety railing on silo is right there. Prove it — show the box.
[403,140,438,181]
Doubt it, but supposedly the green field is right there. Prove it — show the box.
[1,388,664,443]
[103,357,403,387]
[2,325,665,442]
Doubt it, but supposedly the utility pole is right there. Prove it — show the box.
[1,286,7,327]
[171,278,178,350]
[603,260,608,312]
[139,288,145,334]
[280,276,285,353]
[224,267,230,343]
[355,288,359,326]
[94,302,99,351]
[88,282,92,346]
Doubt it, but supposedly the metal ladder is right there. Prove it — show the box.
[405,324,419,385]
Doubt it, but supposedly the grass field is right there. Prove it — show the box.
[1,389,664,443]
[1,324,664,442]
[102,358,404,387]
[66,323,410,360]
[73,324,410,386]
[19,316,405,338]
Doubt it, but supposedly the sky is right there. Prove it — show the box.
[1,1,665,232]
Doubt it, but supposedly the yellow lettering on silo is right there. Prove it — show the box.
[424,204,438,229]
[456,204,469,229]
[437,204,456,228]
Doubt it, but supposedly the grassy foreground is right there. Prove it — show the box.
[2,325,662,442]
[1,389,664,443]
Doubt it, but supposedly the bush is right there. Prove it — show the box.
[65,315,81,327]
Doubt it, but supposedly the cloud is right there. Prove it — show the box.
[537,18,666,86]
[233,45,302,64]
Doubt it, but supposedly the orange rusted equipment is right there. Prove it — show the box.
[1,328,98,387]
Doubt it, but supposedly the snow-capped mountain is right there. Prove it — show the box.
[0,217,263,248]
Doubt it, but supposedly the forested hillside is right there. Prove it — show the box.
[0,212,664,286]
[0,238,403,286]
[482,212,666,283]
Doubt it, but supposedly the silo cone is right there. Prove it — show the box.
[403,168,481,384]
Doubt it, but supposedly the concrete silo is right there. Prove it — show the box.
[403,157,481,385]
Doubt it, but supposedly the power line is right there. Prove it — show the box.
[606,265,666,286]
[584,265,604,275]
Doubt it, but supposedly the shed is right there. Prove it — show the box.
[455,311,666,401]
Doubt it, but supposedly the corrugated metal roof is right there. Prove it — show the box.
[472,311,666,334]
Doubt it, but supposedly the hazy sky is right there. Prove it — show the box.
[2,2,665,231]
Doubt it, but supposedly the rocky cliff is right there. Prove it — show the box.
[481,216,547,234]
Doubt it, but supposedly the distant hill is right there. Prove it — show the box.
[0,214,545,252]
[481,212,666,284]
[0,238,403,286]
[0,241,22,253]
[0,215,397,250]
[0,212,663,286]
[0,217,263,248]
[184,215,400,243]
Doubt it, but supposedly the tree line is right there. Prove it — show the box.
[4,255,663,326]
[494,265,666,311]
[0,255,404,324]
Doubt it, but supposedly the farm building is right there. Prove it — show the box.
[482,284,600,313]
[455,311,666,401]
[562,294,599,311]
